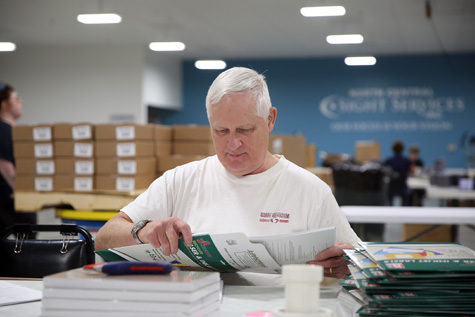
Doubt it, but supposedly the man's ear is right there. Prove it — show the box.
[267,107,277,132]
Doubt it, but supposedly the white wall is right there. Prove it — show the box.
[143,51,182,111]
[0,46,154,125]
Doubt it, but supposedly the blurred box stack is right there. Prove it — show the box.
[14,124,56,191]
[94,124,157,192]
[156,125,211,175]
[355,141,381,163]
[269,134,307,167]
[52,123,95,192]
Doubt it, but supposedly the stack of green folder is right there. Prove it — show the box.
[340,242,475,316]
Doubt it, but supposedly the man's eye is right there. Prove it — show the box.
[216,129,228,136]
[238,128,254,135]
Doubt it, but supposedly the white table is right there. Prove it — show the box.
[341,205,475,242]
[407,176,475,202]
[0,279,361,317]
[341,206,475,225]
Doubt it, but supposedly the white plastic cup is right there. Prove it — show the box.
[282,264,323,314]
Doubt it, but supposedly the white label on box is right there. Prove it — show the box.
[117,143,136,157]
[36,161,55,175]
[34,144,53,158]
[74,143,93,157]
[118,160,137,174]
[75,161,94,175]
[72,125,92,140]
[116,126,135,140]
[272,138,283,154]
[33,127,52,141]
[35,177,53,191]
[74,177,93,191]
[116,177,135,191]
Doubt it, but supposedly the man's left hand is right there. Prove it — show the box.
[307,242,353,279]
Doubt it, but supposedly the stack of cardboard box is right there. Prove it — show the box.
[156,125,211,176]
[14,123,96,191]
[268,134,308,168]
[94,124,159,192]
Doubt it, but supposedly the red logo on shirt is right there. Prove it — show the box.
[259,212,289,224]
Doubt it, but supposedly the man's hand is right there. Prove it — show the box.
[307,242,353,279]
[138,217,193,256]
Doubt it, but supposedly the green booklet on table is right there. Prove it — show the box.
[360,242,475,272]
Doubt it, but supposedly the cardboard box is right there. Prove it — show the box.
[355,141,381,163]
[157,155,207,172]
[305,167,334,187]
[16,175,53,191]
[55,158,95,175]
[96,157,156,175]
[269,134,307,167]
[95,141,155,157]
[95,174,157,191]
[15,158,55,175]
[154,125,173,141]
[306,143,317,167]
[173,141,215,156]
[173,125,212,141]
[53,123,94,140]
[53,175,94,191]
[13,142,54,158]
[95,124,154,140]
[54,141,94,158]
[403,224,453,242]
[12,125,53,142]
[154,142,173,156]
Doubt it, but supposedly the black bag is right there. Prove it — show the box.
[0,223,95,278]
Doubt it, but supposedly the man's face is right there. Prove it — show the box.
[4,91,23,119]
[209,93,275,176]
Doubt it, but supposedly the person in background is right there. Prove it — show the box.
[96,67,360,281]
[384,140,412,206]
[0,83,37,233]
[408,145,425,206]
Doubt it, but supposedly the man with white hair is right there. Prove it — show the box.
[96,67,359,279]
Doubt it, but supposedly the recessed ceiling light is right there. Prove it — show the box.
[195,60,227,70]
[0,42,16,52]
[149,42,185,52]
[77,13,122,24]
[344,56,377,66]
[300,6,346,17]
[327,34,364,44]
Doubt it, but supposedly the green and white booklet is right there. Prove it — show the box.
[96,227,336,274]
[360,242,475,272]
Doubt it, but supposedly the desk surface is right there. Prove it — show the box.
[341,205,475,224]
[407,177,475,200]
[0,279,360,317]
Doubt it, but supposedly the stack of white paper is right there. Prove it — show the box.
[41,268,221,317]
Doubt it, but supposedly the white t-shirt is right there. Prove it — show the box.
[122,155,360,247]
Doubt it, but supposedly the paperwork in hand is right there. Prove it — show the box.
[96,227,336,274]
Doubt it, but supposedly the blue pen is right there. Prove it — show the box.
[84,261,173,275]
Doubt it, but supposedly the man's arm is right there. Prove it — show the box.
[0,158,15,189]
[307,242,353,279]
[95,211,193,255]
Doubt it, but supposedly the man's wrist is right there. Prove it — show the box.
[131,219,152,244]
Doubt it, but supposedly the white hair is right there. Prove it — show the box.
[206,67,272,119]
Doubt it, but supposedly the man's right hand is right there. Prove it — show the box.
[138,217,193,256]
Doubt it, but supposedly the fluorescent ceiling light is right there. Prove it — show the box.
[327,34,364,44]
[0,42,16,51]
[149,42,185,52]
[300,6,346,17]
[195,60,227,70]
[77,13,122,24]
[344,56,377,66]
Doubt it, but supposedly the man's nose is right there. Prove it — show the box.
[227,133,242,150]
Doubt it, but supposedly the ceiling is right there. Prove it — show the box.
[1,0,474,60]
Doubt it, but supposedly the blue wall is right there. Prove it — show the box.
[163,54,475,168]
